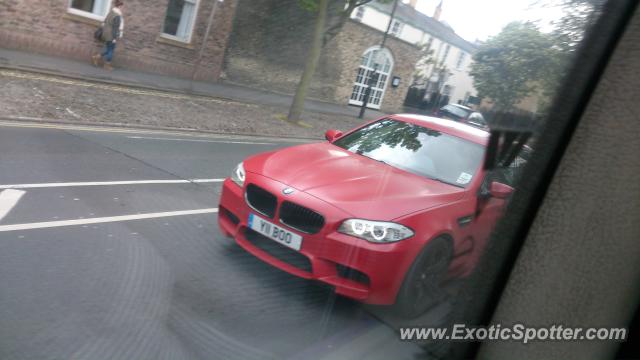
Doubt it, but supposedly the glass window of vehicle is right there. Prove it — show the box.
[468,112,486,126]
[333,119,485,187]
[68,0,110,19]
[162,0,198,42]
[481,155,527,192]
[442,104,471,118]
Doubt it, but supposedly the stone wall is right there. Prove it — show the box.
[224,0,420,113]
[329,21,421,113]
[224,0,342,100]
[0,0,237,81]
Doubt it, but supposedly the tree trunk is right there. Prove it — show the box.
[287,0,329,122]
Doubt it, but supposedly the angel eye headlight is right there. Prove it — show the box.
[339,219,413,243]
[231,162,245,187]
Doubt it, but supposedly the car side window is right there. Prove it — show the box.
[480,156,526,196]
[469,112,486,124]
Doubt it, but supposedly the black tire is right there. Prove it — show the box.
[393,236,453,318]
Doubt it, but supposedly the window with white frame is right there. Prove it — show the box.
[390,19,403,37]
[456,51,467,69]
[354,6,365,21]
[68,0,111,19]
[442,44,451,63]
[162,0,199,42]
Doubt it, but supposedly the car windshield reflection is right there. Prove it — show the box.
[333,119,485,187]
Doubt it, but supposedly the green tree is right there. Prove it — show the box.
[537,0,605,108]
[470,22,560,111]
[287,0,392,123]
[411,39,438,86]
[551,0,605,52]
[473,1,606,113]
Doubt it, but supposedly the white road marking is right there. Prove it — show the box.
[0,189,26,221]
[127,136,276,145]
[0,179,224,190]
[0,208,218,232]
[0,121,311,143]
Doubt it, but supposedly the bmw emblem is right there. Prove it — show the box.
[282,187,294,195]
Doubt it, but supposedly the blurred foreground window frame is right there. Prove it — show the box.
[161,0,200,44]
[68,0,111,20]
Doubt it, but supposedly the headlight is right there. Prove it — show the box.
[231,162,245,187]
[338,219,414,243]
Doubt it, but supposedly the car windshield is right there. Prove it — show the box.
[468,113,486,125]
[333,119,485,187]
[442,105,471,118]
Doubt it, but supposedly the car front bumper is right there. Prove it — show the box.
[217,174,417,305]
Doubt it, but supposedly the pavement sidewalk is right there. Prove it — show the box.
[0,48,386,119]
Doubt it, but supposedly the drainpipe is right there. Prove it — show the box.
[189,0,224,92]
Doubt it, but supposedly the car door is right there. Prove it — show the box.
[461,168,515,267]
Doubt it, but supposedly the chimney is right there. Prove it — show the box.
[409,0,418,8]
[433,0,443,21]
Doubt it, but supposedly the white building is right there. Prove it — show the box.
[351,0,479,107]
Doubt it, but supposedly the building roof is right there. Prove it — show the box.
[368,0,477,53]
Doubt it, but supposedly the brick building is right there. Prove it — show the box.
[0,0,238,81]
[224,0,477,113]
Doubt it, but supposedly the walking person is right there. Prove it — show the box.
[92,0,124,71]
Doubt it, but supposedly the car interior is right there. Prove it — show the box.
[452,0,640,358]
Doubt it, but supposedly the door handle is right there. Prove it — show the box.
[457,215,474,227]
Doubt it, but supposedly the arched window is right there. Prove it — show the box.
[349,46,394,109]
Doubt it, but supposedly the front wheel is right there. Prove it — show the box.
[393,236,453,318]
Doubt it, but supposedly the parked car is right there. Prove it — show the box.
[434,104,488,130]
[217,115,515,317]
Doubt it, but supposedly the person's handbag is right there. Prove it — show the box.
[94,26,104,41]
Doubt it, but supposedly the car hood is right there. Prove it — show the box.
[245,143,465,220]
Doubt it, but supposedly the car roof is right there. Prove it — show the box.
[390,114,490,145]
[447,104,473,111]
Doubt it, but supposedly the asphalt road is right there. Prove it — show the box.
[0,123,437,360]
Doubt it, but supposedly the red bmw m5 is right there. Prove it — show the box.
[218,114,515,317]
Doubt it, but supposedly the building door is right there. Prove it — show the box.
[349,47,394,110]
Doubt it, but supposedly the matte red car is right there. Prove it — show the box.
[218,115,515,317]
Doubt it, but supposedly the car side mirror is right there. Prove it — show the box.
[490,181,514,199]
[325,129,343,142]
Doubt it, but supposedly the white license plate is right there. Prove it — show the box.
[248,213,303,251]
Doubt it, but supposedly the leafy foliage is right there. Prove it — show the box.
[298,0,320,12]
[470,22,560,111]
[412,40,438,86]
[472,0,607,113]
[553,0,604,47]
[338,120,429,154]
